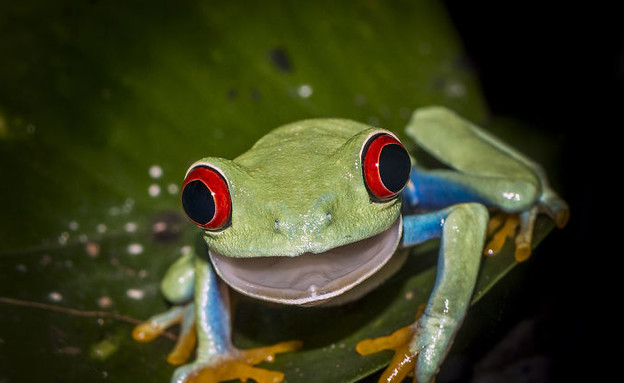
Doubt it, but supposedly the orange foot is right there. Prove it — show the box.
[133,304,302,383]
[484,210,535,262]
[485,202,570,263]
[356,305,425,383]
[132,304,197,365]
[185,341,303,383]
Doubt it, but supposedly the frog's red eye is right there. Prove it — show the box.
[362,133,411,201]
[181,166,231,230]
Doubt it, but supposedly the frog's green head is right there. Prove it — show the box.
[181,119,411,305]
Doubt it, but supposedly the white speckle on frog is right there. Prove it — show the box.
[503,191,521,201]
[126,289,145,300]
[180,246,191,255]
[68,221,79,231]
[167,183,179,194]
[16,264,27,272]
[127,243,144,255]
[96,223,107,233]
[149,165,163,179]
[48,291,63,302]
[297,84,313,98]
[138,269,148,278]
[148,184,161,197]
[124,222,138,233]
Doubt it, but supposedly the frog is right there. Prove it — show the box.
[132,106,569,383]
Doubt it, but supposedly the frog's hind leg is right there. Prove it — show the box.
[132,303,197,365]
[404,106,569,260]
[133,305,187,343]
[166,303,197,365]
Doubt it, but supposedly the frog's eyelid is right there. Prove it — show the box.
[358,129,401,160]
[185,161,228,180]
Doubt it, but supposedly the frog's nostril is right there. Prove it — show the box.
[325,212,333,225]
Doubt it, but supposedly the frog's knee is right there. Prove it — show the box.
[161,262,195,303]
[495,180,539,213]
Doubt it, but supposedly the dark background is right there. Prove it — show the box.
[444,2,620,382]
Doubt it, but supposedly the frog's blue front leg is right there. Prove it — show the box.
[171,253,302,383]
[358,203,488,383]
[134,241,301,383]
[171,254,232,383]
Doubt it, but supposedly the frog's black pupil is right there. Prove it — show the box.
[182,180,215,225]
[379,144,411,193]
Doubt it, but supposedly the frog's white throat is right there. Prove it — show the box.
[209,217,404,307]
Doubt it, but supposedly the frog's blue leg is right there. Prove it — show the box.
[404,106,569,261]
[358,203,488,383]
[171,247,302,383]
[170,253,232,383]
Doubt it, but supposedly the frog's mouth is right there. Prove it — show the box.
[209,217,403,306]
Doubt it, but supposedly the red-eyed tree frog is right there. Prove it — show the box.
[133,106,569,383]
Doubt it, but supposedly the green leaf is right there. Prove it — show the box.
[0,1,558,383]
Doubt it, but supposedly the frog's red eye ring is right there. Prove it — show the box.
[362,133,411,201]
[181,165,231,230]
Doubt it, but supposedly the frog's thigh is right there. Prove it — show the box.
[404,107,542,211]
[161,243,196,304]
[406,107,539,181]
[410,203,488,383]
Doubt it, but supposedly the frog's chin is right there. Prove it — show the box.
[209,216,404,307]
